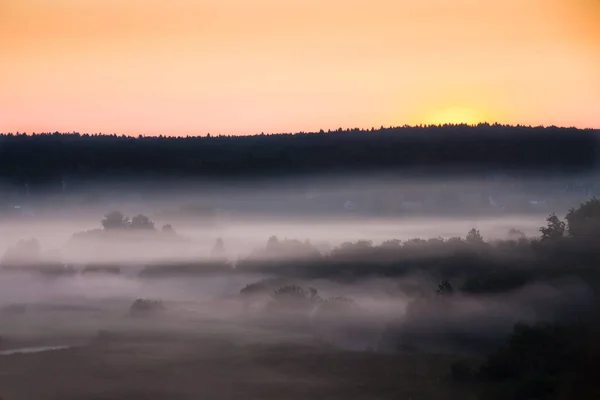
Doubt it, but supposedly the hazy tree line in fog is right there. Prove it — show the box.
[2,198,600,291]
[233,198,600,400]
[2,199,600,398]
[0,124,596,183]
[228,199,600,288]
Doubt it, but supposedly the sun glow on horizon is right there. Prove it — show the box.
[425,107,488,126]
[410,102,494,127]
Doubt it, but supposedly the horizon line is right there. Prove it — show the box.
[2,122,599,138]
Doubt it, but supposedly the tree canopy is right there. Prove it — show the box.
[540,213,566,241]
[101,211,130,230]
[565,197,600,239]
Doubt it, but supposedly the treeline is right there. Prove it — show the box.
[0,124,597,183]
[4,199,600,290]
[82,199,600,295]
[232,199,600,297]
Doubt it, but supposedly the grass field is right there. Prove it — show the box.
[0,311,472,400]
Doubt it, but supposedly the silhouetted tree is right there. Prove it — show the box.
[101,211,129,230]
[130,214,155,230]
[540,213,565,241]
[436,279,454,296]
[565,197,600,239]
[466,228,485,245]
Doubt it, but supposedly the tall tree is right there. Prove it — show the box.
[540,213,565,241]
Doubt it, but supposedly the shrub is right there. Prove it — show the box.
[129,299,165,316]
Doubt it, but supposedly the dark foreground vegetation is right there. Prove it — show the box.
[0,124,597,184]
[3,199,600,399]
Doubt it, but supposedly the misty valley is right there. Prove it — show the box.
[1,175,600,400]
[3,0,599,393]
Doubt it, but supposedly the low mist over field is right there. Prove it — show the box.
[0,214,546,265]
[1,150,600,399]
[1,173,597,334]
[1,174,593,264]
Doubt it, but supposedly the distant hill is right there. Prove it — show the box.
[0,124,597,184]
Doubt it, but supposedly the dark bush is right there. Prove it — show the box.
[436,279,454,296]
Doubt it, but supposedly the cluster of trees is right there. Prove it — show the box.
[100,211,175,233]
[539,198,600,241]
[237,228,513,286]
[229,200,600,315]
[47,195,597,284]
[239,281,360,336]
[4,197,600,289]
[0,125,596,183]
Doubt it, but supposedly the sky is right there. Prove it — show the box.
[1,0,599,135]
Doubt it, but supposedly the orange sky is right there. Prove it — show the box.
[1,0,599,135]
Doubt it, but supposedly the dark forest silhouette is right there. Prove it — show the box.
[0,124,597,184]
